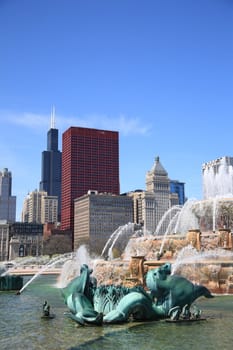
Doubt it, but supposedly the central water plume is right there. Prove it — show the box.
[203,157,233,199]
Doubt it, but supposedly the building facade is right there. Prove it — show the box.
[0,221,10,261]
[41,194,58,223]
[170,180,185,205]
[169,192,180,207]
[127,157,184,235]
[61,127,120,233]
[9,222,43,259]
[145,156,170,233]
[22,190,58,224]
[0,168,16,222]
[74,191,133,255]
[127,190,144,225]
[0,221,43,261]
[39,111,61,220]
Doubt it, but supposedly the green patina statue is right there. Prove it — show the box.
[61,264,103,325]
[43,300,50,316]
[61,263,213,325]
[41,300,55,319]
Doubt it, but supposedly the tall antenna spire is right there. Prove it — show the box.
[50,105,56,129]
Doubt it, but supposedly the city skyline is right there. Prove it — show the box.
[0,0,233,220]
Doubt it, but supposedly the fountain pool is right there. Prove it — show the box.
[0,274,233,350]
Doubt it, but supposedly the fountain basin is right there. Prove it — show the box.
[144,258,233,294]
[8,267,61,275]
[93,253,233,295]
[0,275,23,291]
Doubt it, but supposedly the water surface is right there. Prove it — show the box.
[0,275,232,350]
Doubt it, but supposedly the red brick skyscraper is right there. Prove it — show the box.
[61,126,120,232]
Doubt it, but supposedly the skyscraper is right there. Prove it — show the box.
[170,180,185,205]
[144,156,170,233]
[40,108,61,220]
[74,191,132,255]
[61,126,120,233]
[127,157,185,235]
[21,190,58,224]
[0,168,16,222]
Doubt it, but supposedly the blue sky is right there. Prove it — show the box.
[0,0,233,220]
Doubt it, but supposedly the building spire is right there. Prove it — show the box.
[50,106,56,129]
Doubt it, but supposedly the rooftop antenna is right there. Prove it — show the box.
[50,105,56,129]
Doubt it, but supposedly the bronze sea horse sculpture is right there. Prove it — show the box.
[61,263,213,325]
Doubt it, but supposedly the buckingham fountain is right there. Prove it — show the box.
[52,194,233,327]
[92,200,233,295]
[90,158,233,295]
[0,234,232,348]
[1,159,233,348]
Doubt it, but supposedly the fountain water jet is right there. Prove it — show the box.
[173,199,199,235]
[170,245,233,294]
[17,252,74,294]
[203,156,233,199]
[57,245,94,288]
[154,205,182,236]
[101,223,142,260]
[152,195,233,239]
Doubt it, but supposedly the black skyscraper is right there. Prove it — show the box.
[40,111,62,221]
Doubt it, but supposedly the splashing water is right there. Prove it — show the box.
[154,205,182,236]
[171,245,233,274]
[203,157,233,199]
[0,256,51,277]
[57,245,94,288]
[101,223,142,260]
[18,252,74,293]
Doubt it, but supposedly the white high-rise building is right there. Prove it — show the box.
[22,190,58,224]
[128,157,178,235]
[144,156,170,233]
[0,168,16,222]
[0,222,10,260]
[41,194,58,223]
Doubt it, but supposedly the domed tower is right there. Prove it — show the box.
[146,156,169,192]
[144,156,170,233]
